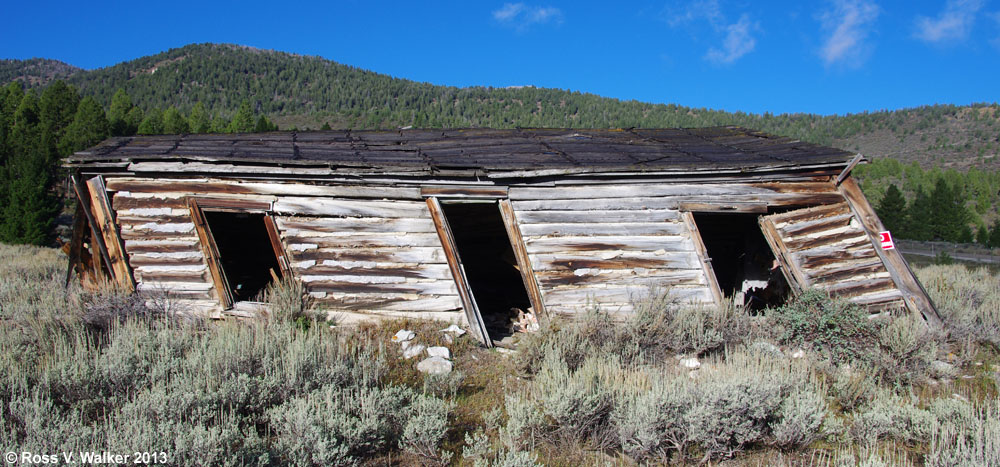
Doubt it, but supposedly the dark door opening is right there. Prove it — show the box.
[441,202,532,344]
[692,213,789,310]
[203,211,283,302]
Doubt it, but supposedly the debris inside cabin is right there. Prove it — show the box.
[511,308,539,333]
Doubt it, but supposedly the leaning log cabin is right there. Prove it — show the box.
[64,127,941,345]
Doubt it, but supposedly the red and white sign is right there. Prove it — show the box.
[878,231,895,250]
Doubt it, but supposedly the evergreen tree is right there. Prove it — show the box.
[0,91,59,245]
[320,121,332,130]
[38,80,80,162]
[0,82,25,166]
[876,184,908,236]
[125,106,144,134]
[253,115,277,133]
[907,188,933,241]
[61,97,110,154]
[976,224,990,246]
[137,109,164,135]
[108,88,137,136]
[210,115,229,133]
[989,219,1000,248]
[228,100,255,133]
[928,177,972,242]
[163,106,189,134]
[187,102,210,133]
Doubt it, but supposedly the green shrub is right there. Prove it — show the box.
[772,387,828,448]
[400,395,453,464]
[771,289,879,365]
[927,399,1000,466]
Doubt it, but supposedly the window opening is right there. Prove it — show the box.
[441,202,533,345]
[692,212,789,311]
[203,211,283,302]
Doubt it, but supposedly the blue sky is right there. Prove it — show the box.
[3,0,999,115]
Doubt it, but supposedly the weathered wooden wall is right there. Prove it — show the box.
[98,175,904,321]
[104,177,463,321]
[507,181,845,315]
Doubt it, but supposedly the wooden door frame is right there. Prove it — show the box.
[187,197,288,309]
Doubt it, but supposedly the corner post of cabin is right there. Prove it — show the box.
[69,173,115,287]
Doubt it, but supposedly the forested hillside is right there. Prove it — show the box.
[2,42,999,247]
[3,43,999,170]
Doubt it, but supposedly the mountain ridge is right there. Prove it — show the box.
[2,43,998,170]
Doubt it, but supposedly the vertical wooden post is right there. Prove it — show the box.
[264,215,292,278]
[188,199,234,309]
[498,199,548,320]
[680,211,725,306]
[426,197,491,346]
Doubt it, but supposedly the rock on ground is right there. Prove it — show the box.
[417,356,453,374]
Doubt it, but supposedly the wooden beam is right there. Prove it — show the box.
[836,154,865,185]
[498,199,548,321]
[680,211,725,306]
[71,174,112,282]
[426,197,491,346]
[187,198,234,309]
[678,202,768,213]
[85,176,135,291]
[264,215,292,278]
[421,186,508,198]
[64,202,87,287]
[758,215,810,295]
[837,177,942,327]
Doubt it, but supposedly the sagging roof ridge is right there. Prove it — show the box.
[65,126,857,179]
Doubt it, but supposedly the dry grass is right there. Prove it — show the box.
[3,243,1000,465]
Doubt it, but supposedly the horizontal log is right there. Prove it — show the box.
[120,222,195,234]
[275,216,438,234]
[531,251,701,271]
[421,186,508,197]
[542,285,714,306]
[283,232,441,248]
[509,182,837,201]
[770,202,850,227]
[117,214,192,225]
[134,270,209,283]
[292,263,452,280]
[825,278,898,299]
[290,247,446,264]
[123,238,200,253]
[272,198,430,218]
[779,213,855,238]
[512,197,679,211]
[306,279,457,296]
[783,230,869,251]
[518,221,686,237]
[113,195,189,211]
[137,281,214,292]
[523,235,692,254]
[133,264,208,274]
[313,295,463,312]
[128,251,205,266]
[536,268,706,288]
[515,209,681,223]
[126,162,336,175]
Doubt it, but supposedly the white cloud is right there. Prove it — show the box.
[664,1,759,65]
[493,3,563,30]
[705,14,757,64]
[665,0,723,27]
[914,0,984,43]
[819,0,880,67]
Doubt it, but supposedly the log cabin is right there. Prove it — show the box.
[64,127,941,346]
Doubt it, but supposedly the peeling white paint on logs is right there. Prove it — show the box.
[129,251,203,260]
[137,282,214,292]
[300,274,408,284]
[288,243,319,252]
[121,222,195,233]
[133,264,208,274]
[272,198,430,218]
[118,207,188,217]
[123,238,199,248]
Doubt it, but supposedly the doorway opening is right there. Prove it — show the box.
[692,212,789,311]
[441,202,533,344]
[203,211,283,302]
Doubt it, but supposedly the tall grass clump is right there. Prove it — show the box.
[917,264,1000,349]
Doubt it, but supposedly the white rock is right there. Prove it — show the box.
[679,357,701,370]
[417,356,453,374]
[440,324,466,336]
[951,393,969,403]
[403,344,425,359]
[791,349,806,359]
[495,347,516,355]
[443,334,454,344]
[426,346,451,359]
[392,330,415,343]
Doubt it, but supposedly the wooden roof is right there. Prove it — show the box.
[66,127,857,180]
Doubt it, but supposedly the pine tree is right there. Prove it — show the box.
[228,100,255,133]
[928,177,972,242]
[187,102,210,133]
[876,184,908,237]
[108,89,137,136]
[0,82,25,166]
[137,109,164,135]
[253,115,277,133]
[907,188,933,241]
[163,106,189,134]
[61,97,110,154]
[39,80,80,162]
[0,91,59,245]
[989,220,1000,249]
[976,224,990,246]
